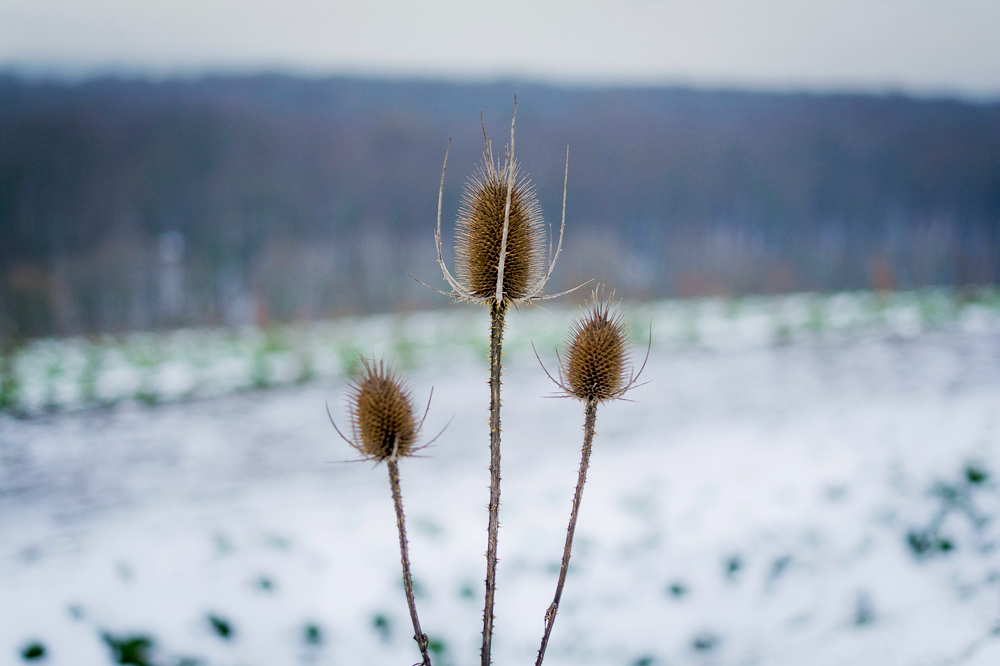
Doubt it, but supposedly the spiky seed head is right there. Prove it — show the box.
[563,296,631,403]
[455,156,545,303]
[347,359,417,462]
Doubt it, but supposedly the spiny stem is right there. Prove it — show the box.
[482,299,507,666]
[535,399,598,666]
[388,459,432,666]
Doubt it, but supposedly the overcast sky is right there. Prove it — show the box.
[2,0,998,97]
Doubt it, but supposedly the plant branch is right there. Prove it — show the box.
[482,300,507,665]
[535,399,598,666]
[387,459,432,666]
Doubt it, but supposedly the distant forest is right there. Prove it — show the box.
[1,74,999,338]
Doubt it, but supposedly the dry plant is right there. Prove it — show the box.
[420,98,582,666]
[532,291,648,665]
[333,104,643,666]
[327,357,436,666]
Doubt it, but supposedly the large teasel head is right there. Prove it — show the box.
[455,147,545,302]
[342,358,419,462]
[433,99,573,306]
[539,290,646,404]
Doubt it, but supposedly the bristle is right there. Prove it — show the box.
[455,157,545,302]
[563,298,630,403]
[348,359,417,461]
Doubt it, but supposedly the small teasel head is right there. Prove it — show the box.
[561,291,634,403]
[534,288,647,403]
[346,358,418,462]
[455,150,546,303]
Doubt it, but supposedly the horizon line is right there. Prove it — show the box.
[3,62,999,105]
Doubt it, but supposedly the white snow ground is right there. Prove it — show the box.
[2,293,1000,666]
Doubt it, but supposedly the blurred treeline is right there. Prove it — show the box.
[1,74,998,338]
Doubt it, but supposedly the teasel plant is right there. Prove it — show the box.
[327,357,439,666]
[413,98,585,665]
[532,290,649,666]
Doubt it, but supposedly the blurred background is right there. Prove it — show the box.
[2,1,1000,665]
[2,0,1000,338]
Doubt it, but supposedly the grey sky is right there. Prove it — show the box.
[2,0,998,97]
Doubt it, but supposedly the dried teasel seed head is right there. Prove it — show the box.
[348,359,418,462]
[563,295,631,403]
[455,155,545,303]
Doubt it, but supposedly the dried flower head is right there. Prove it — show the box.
[536,290,648,404]
[564,298,630,402]
[344,358,419,462]
[429,99,584,307]
[456,155,545,301]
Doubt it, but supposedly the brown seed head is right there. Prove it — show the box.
[563,296,631,403]
[455,156,545,303]
[347,358,418,462]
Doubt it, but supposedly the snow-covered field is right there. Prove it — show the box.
[2,290,1000,666]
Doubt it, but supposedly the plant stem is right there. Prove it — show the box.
[482,300,507,666]
[387,459,432,666]
[535,399,598,666]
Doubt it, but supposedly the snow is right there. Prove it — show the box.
[2,290,1000,665]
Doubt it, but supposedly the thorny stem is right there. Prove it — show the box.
[482,300,507,666]
[387,459,432,666]
[535,399,598,666]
